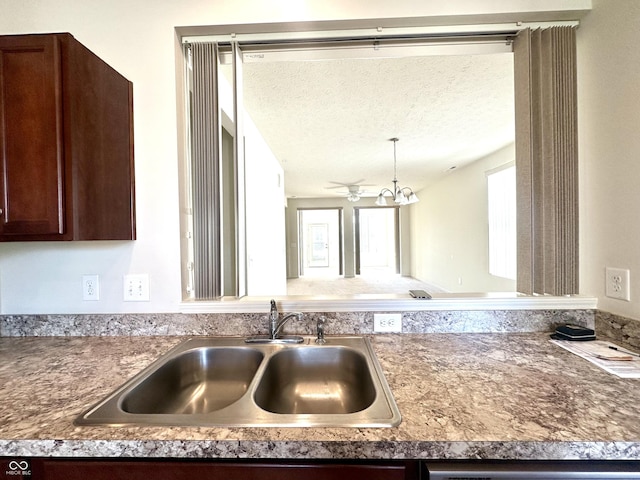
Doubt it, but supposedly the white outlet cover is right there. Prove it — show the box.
[605,267,630,301]
[123,274,150,302]
[82,274,100,301]
[373,313,402,333]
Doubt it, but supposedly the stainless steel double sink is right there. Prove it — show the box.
[75,336,401,428]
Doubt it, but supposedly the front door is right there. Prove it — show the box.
[298,209,343,277]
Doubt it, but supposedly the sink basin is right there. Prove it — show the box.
[121,347,263,414]
[75,336,401,428]
[255,347,375,414]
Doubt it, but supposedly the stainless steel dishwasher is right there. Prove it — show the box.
[424,460,640,479]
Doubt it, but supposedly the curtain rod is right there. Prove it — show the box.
[181,20,579,45]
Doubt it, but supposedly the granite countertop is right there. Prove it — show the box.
[1,333,640,460]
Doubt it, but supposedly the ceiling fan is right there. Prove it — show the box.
[326,181,376,202]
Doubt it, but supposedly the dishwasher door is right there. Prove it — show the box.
[424,460,640,479]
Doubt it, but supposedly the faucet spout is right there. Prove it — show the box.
[273,312,303,339]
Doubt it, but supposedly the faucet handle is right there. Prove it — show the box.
[315,316,326,344]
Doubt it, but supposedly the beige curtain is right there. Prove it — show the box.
[514,27,579,295]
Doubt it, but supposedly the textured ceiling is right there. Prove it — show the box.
[238,52,515,200]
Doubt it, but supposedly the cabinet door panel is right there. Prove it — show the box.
[0,35,64,236]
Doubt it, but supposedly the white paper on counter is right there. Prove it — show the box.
[550,339,640,378]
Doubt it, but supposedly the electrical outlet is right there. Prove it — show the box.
[374,313,402,333]
[123,274,150,302]
[82,275,99,301]
[605,267,630,301]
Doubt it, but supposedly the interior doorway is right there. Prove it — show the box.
[298,208,343,277]
[354,207,399,276]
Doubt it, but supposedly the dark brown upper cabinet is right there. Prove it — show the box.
[0,33,135,241]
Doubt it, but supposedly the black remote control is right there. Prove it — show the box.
[409,289,432,299]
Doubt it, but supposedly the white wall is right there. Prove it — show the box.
[411,144,517,293]
[0,0,590,314]
[244,120,287,296]
[577,0,640,320]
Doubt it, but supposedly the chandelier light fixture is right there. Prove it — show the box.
[375,138,419,206]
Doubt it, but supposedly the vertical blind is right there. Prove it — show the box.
[189,42,221,299]
[514,27,579,295]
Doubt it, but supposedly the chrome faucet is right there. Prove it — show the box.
[315,316,326,344]
[269,299,303,339]
[268,299,279,338]
[245,300,304,344]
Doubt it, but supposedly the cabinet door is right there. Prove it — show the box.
[0,35,65,237]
